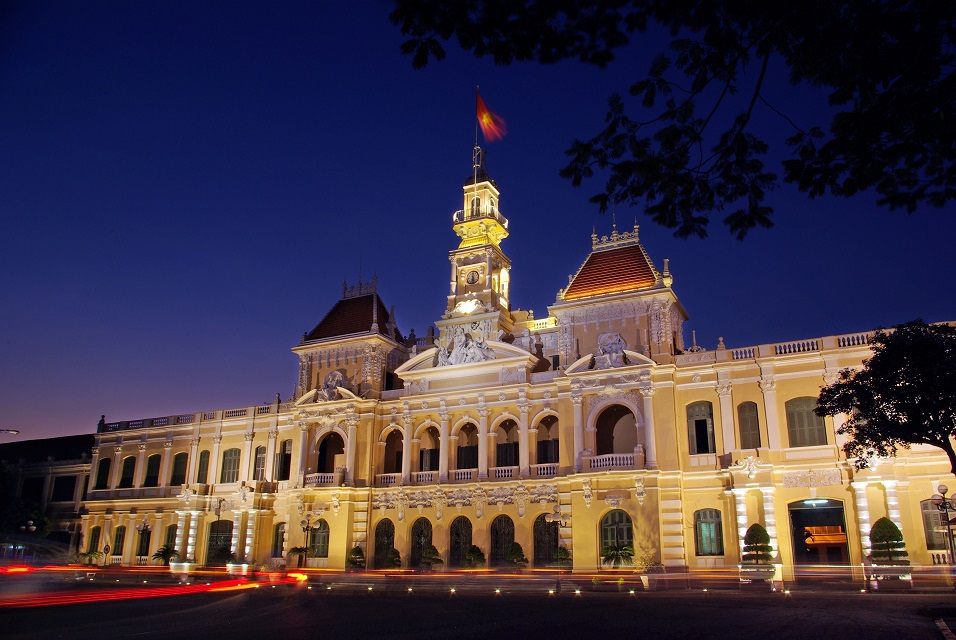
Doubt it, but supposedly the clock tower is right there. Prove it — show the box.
[437,146,514,344]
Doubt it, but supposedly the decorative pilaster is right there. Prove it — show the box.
[244,511,257,563]
[186,511,200,561]
[401,412,413,484]
[760,487,780,561]
[346,416,359,485]
[517,397,531,477]
[883,480,904,534]
[731,489,749,560]
[159,440,173,487]
[438,411,450,483]
[186,438,200,485]
[572,395,584,472]
[240,432,254,483]
[477,407,489,479]
[295,424,309,487]
[716,380,735,453]
[231,511,242,560]
[265,429,278,482]
[759,375,782,450]
[110,445,123,489]
[209,435,223,486]
[175,511,189,559]
[134,442,147,488]
[852,481,872,558]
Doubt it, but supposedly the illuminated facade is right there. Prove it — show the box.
[80,149,954,579]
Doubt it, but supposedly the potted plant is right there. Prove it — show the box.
[637,552,665,590]
[867,517,911,589]
[739,523,775,586]
[151,544,179,566]
[505,542,529,570]
[464,545,486,568]
[346,545,366,570]
[417,544,443,571]
[288,546,309,568]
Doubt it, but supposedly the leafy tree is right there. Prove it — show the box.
[816,320,956,473]
[386,547,402,568]
[601,543,634,567]
[464,544,486,568]
[505,542,529,568]
[151,544,180,566]
[346,545,366,569]
[742,523,773,564]
[553,545,572,568]
[869,517,908,564]
[390,1,956,238]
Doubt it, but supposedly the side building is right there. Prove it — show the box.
[80,149,954,578]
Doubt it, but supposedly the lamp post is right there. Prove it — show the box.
[135,517,152,565]
[932,485,956,564]
[300,512,319,566]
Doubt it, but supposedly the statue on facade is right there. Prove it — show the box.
[593,332,628,369]
[437,325,496,366]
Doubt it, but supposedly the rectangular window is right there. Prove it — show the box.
[50,476,77,502]
[737,402,761,449]
[272,523,286,558]
[457,445,478,469]
[113,526,126,556]
[165,524,178,548]
[695,509,724,556]
[496,442,518,467]
[922,500,948,551]
[687,402,715,455]
[220,448,241,483]
[275,440,292,481]
[253,446,266,481]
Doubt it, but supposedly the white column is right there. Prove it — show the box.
[760,487,780,561]
[572,395,584,472]
[346,418,358,485]
[265,429,278,482]
[159,441,173,486]
[438,412,450,482]
[759,375,782,450]
[294,424,309,487]
[401,416,413,484]
[187,511,200,561]
[518,402,531,477]
[244,511,257,563]
[448,435,459,471]
[852,480,873,558]
[231,511,242,559]
[186,438,200,485]
[883,480,904,533]
[240,432,254,483]
[209,436,223,486]
[478,409,489,479]
[175,511,189,557]
[731,489,749,560]
[716,381,735,452]
[640,387,658,469]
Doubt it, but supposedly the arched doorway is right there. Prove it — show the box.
[490,515,515,567]
[383,431,403,475]
[206,520,233,566]
[374,519,395,569]
[418,427,440,472]
[536,415,559,464]
[448,516,472,568]
[595,405,636,455]
[789,498,849,565]
[533,514,559,567]
[495,420,519,467]
[409,518,432,568]
[317,432,345,473]
[457,424,479,470]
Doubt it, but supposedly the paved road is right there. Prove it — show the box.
[2,584,955,640]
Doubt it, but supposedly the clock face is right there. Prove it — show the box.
[465,270,480,285]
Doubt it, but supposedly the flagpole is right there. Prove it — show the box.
[473,85,479,218]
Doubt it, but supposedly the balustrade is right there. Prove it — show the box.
[377,473,399,487]
[453,469,475,482]
[532,463,557,478]
[490,466,517,479]
[413,471,435,484]
[304,473,334,486]
[588,453,634,470]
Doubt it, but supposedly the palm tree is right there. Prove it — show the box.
[288,546,309,568]
[151,544,180,566]
[601,543,635,567]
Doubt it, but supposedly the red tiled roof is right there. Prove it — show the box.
[563,245,658,301]
[305,294,402,342]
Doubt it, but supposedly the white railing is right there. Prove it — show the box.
[256,406,271,415]
[490,466,517,479]
[589,453,634,470]
[413,471,436,484]
[304,473,334,486]
[731,347,756,360]
[176,414,195,424]
[531,317,557,330]
[453,469,475,481]
[773,339,819,355]
[532,463,557,478]
[377,473,399,487]
[224,408,247,418]
[837,332,870,347]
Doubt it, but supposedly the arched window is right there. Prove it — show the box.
[921,499,948,551]
[137,525,152,557]
[196,450,210,484]
[164,524,178,549]
[118,456,136,488]
[220,448,241,483]
[470,196,481,216]
[737,401,761,449]
[694,509,724,556]
[143,454,161,487]
[309,520,330,558]
[595,405,637,455]
[409,518,432,568]
[384,430,403,474]
[490,515,515,567]
[457,424,478,469]
[272,523,286,558]
[374,519,396,569]
[94,458,111,490]
[687,401,715,455]
[448,516,472,568]
[600,510,633,551]
[87,526,101,553]
[318,433,345,473]
[533,514,559,567]
[785,397,827,447]
[169,452,188,486]
[275,440,292,481]
[496,420,519,467]
[113,525,126,556]
[536,415,559,464]
[252,446,267,481]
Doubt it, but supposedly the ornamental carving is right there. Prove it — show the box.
[437,326,496,367]
[593,332,628,369]
[582,478,593,508]
[604,493,624,509]
[330,491,341,516]
[782,469,842,488]
[716,381,732,397]
[758,375,776,393]
[473,486,487,519]
[433,489,447,521]
[513,485,530,517]
[634,476,646,506]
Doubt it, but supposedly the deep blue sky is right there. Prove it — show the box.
[2,2,954,442]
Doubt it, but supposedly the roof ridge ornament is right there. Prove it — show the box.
[342,274,377,299]
[591,223,640,251]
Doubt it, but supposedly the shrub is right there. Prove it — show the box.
[346,546,366,569]
[869,517,909,564]
[464,544,486,568]
[506,542,529,568]
[742,523,773,564]
[386,547,402,568]
[601,543,634,567]
[418,544,443,569]
[554,545,572,568]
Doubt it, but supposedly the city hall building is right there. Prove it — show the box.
[77,149,953,579]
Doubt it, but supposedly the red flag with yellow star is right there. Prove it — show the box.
[477,91,506,142]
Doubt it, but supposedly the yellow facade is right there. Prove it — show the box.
[80,150,955,579]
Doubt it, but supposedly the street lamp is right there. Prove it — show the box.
[19,520,36,533]
[932,485,956,565]
[135,517,152,565]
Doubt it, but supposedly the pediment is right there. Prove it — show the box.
[564,349,655,375]
[395,340,538,380]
